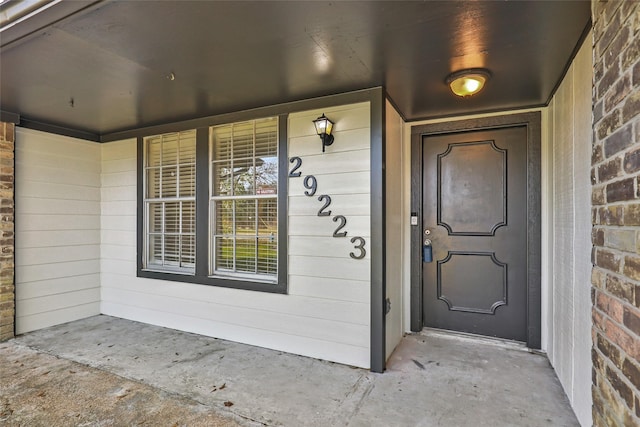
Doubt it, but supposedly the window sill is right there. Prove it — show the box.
[137,268,287,294]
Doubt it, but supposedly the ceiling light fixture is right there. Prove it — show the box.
[313,114,334,153]
[446,68,491,97]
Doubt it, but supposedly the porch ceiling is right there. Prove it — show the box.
[0,0,590,139]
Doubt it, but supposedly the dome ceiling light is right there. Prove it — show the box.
[446,68,491,97]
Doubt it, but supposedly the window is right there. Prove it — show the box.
[210,118,278,281]
[139,115,285,292]
[143,130,196,273]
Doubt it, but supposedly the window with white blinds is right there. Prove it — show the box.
[210,117,278,280]
[144,130,196,273]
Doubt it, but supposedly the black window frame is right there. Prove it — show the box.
[137,115,288,294]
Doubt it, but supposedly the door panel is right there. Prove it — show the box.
[422,127,527,342]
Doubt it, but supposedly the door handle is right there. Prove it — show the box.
[423,239,433,263]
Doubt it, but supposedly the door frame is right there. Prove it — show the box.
[410,112,541,349]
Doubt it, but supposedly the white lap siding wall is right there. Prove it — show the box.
[100,102,372,368]
[14,128,101,333]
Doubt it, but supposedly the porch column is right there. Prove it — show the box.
[0,121,15,341]
[591,0,640,425]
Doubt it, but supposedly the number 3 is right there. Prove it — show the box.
[350,237,366,259]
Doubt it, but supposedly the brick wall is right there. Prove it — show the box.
[591,1,640,425]
[0,122,15,341]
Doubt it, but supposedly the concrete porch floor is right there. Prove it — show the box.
[1,315,579,426]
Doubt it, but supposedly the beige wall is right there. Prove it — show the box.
[385,100,404,359]
[100,102,373,368]
[14,128,102,333]
[547,32,593,426]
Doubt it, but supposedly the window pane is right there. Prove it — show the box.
[149,203,163,233]
[162,133,179,165]
[233,159,254,195]
[147,137,162,167]
[212,125,232,162]
[147,168,160,198]
[235,199,256,235]
[212,161,232,196]
[215,200,233,235]
[182,201,195,234]
[255,118,277,158]
[255,156,277,195]
[165,202,180,233]
[215,237,234,271]
[148,234,163,266]
[165,235,180,266]
[179,164,195,197]
[178,130,196,164]
[233,122,254,159]
[258,199,277,235]
[161,167,177,198]
[235,238,256,273]
[257,237,277,275]
[209,117,278,280]
[181,234,195,268]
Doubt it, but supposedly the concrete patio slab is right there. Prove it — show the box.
[4,315,579,426]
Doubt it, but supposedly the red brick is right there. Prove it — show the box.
[622,32,640,70]
[624,256,640,281]
[624,148,640,173]
[605,72,630,111]
[593,228,605,246]
[622,357,640,390]
[606,275,635,305]
[623,306,640,335]
[624,204,640,225]
[604,123,633,157]
[594,307,607,331]
[606,318,640,361]
[622,90,640,123]
[597,12,621,61]
[596,249,621,273]
[607,178,635,202]
[600,157,622,181]
[598,332,623,368]
[593,186,606,205]
[598,109,622,140]
[600,205,624,225]
[598,291,624,323]
[606,365,634,408]
[593,143,604,164]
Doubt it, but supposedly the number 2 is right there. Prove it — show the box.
[317,195,332,217]
[288,157,302,177]
[332,215,347,237]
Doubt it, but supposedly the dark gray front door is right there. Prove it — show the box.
[422,127,527,342]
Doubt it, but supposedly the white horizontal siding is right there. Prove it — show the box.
[101,300,367,367]
[100,103,372,368]
[15,128,101,334]
[289,236,371,259]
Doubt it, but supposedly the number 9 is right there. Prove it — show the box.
[303,175,317,196]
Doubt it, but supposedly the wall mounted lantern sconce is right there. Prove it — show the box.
[446,68,491,97]
[313,114,334,152]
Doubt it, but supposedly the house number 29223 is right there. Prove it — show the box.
[288,156,366,260]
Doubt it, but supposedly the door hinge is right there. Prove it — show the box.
[385,298,391,314]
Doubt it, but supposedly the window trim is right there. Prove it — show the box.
[137,114,288,294]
